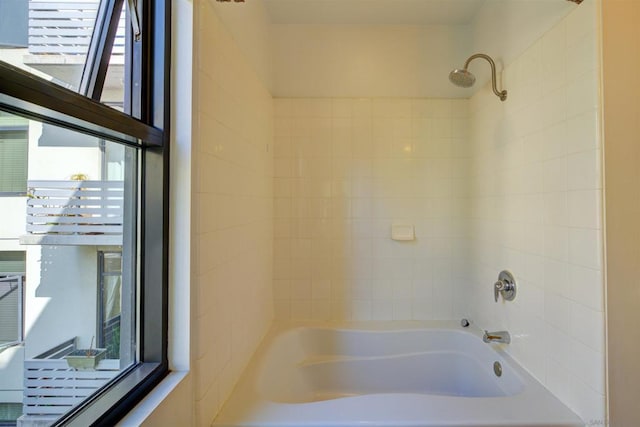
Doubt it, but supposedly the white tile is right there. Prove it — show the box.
[545,357,570,406]
[567,190,602,229]
[566,70,599,119]
[568,265,604,311]
[351,299,372,320]
[539,122,567,160]
[392,279,413,299]
[273,279,291,300]
[543,192,568,227]
[290,300,312,320]
[544,323,573,370]
[430,99,452,117]
[372,99,412,118]
[331,299,352,320]
[372,279,394,299]
[312,279,332,300]
[567,149,602,190]
[566,32,598,79]
[411,298,433,320]
[567,375,606,425]
[544,226,569,262]
[372,299,393,320]
[290,279,312,299]
[411,99,431,118]
[392,299,412,320]
[274,300,290,320]
[542,157,567,192]
[566,110,599,154]
[544,258,570,298]
[569,302,604,353]
[353,99,372,118]
[312,300,331,320]
[568,228,602,269]
[544,293,571,334]
[566,0,597,47]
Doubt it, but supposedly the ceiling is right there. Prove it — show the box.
[263,0,486,25]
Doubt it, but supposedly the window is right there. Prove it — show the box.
[0,0,169,424]
[0,112,27,195]
[0,0,125,96]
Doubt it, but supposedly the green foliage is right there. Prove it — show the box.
[106,323,120,359]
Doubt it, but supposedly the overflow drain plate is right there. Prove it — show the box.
[493,361,502,377]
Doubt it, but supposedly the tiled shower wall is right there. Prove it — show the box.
[193,1,273,424]
[273,98,470,321]
[464,1,604,422]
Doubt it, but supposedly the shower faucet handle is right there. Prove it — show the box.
[494,270,516,302]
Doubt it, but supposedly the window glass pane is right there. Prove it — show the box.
[100,4,126,110]
[0,111,28,195]
[0,109,137,426]
[0,251,26,274]
[0,0,125,93]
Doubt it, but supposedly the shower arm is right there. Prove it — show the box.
[464,53,508,101]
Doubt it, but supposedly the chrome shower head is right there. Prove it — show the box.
[449,53,507,101]
[449,68,476,88]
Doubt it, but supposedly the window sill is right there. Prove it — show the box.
[116,370,189,426]
[58,362,168,426]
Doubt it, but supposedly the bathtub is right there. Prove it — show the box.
[214,321,583,427]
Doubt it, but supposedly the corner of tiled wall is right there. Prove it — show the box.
[193,1,274,425]
[466,1,604,422]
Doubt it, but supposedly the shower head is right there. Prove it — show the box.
[449,53,507,101]
[449,69,476,88]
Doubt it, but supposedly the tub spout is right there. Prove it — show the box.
[483,330,510,344]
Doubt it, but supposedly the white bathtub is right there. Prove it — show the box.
[214,321,583,427]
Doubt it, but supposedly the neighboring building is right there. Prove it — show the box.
[0,1,127,424]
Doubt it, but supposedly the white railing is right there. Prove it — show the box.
[28,1,125,57]
[20,180,124,246]
[21,358,119,418]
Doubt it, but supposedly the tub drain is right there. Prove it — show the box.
[493,361,502,377]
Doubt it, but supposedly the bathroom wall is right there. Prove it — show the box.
[464,1,604,423]
[273,98,470,321]
[192,0,274,424]
[601,1,640,425]
[268,2,576,99]
[211,0,273,91]
[271,26,469,98]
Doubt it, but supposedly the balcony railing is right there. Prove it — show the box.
[19,180,124,246]
[18,338,119,426]
[27,1,125,58]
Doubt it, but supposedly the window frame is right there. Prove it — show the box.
[0,274,25,349]
[0,0,170,424]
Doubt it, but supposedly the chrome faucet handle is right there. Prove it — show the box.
[494,280,504,302]
[494,270,516,302]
